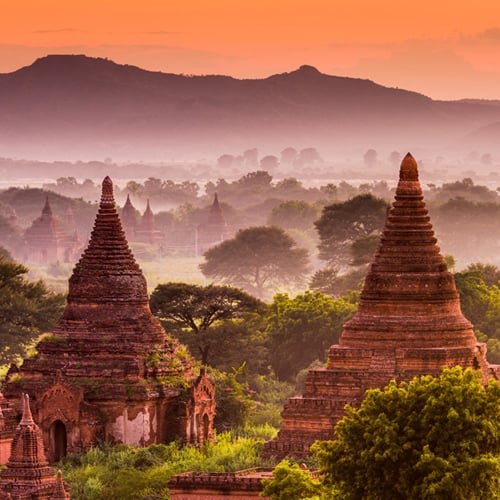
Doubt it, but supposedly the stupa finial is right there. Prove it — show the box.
[20,393,34,426]
[399,152,419,181]
[101,176,115,208]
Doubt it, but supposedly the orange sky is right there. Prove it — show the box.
[2,1,500,99]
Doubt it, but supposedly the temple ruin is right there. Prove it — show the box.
[197,193,232,253]
[23,196,81,264]
[263,153,499,459]
[3,177,215,462]
[0,394,70,499]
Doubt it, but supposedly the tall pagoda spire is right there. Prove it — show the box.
[41,195,53,218]
[65,176,149,320]
[263,153,495,459]
[207,193,225,225]
[141,199,155,231]
[341,153,477,349]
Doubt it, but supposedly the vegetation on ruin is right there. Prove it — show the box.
[59,428,275,500]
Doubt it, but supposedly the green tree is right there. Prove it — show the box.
[267,201,320,233]
[266,291,357,381]
[0,253,65,365]
[312,367,500,500]
[309,266,366,298]
[261,460,322,500]
[454,267,500,363]
[315,194,387,268]
[200,226,310,299]
[150,282,264,364]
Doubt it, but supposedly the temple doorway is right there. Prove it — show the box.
[51,420,67,462]
[203,413,210,443]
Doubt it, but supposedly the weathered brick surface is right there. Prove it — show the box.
[264,154,498,459]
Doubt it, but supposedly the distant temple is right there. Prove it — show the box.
[23,196,80,263]
[3,177,215,462]
[0,394,70,499]
[263,153,499,459]
[121,195,164,244]
[197,193,231,254]
[120,194,138,239]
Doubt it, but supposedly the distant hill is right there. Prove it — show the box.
[1,55,500,160]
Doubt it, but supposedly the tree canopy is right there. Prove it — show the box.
[267,200,320,233]
[315,194,387,268]
[0,253,65,366]
[266,291,357,381]
[150,282,264,364]
[312,367,500,500]
[200,226,310,298]
[454,266,500,364]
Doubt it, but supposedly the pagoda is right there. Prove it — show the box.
[263,153,498,459]
[3,177,215,462]
[197,193,231,253]
[120,194,138,241]
[135,199,164,244]
[0,394,71,499]
[23,196,80,263]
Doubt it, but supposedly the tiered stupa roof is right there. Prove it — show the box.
[0,394,70,499]
[263,153,496,459]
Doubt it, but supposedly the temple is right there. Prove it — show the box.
[121,195,163,244]
[3,177,215,462]
[197,193,231,253]
[23,196,80,263]
[263,153,499,459]
[0,394,70,499]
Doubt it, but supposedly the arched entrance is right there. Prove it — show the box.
[51,420,67,462]
[203,413,210,443]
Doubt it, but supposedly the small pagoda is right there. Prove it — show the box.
[0,394,71,499]
[3,177,215,462]
[197,193,231,253]
[263,153,498,459]
[23,196,80,263]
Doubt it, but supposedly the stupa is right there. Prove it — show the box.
[121,193,138,238]
[23,196,80,263]
[0,394,71,499]
[3,177,215,462]
[263,153,498,459]
[197,193,231,253]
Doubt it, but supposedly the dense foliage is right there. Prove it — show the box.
[312,367,500,500]
[265,291,357,381]
[200,226,310,298]
[315,194,387,268]
[0,252,65,366]
[150,282,264,364]
[60,429,275,500]
[454,264,500,363]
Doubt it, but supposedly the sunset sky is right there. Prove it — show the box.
[2,1,500,99]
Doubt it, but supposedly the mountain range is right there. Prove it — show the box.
[1,54,500,161]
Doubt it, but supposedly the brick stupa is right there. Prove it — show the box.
[0,394,71,499]
[264,153,497,459]
[3,177,215,462]
[197,193,231,253]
